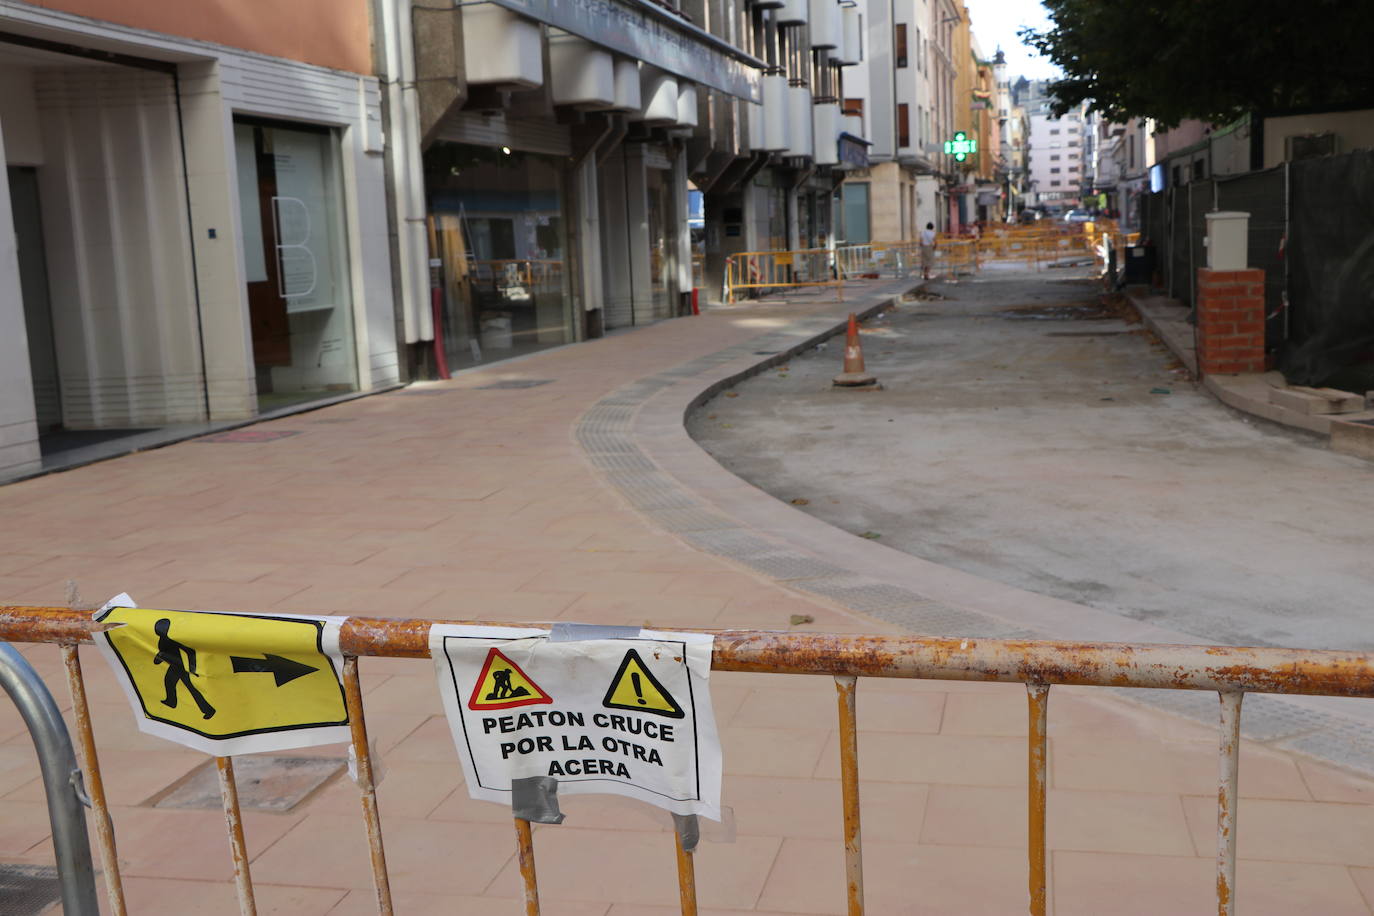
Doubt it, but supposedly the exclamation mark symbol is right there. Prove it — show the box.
[631,672,646,705]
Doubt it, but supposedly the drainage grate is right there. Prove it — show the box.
[1045,331,1129,337]
[153,756,345,812]
[0,863,61,915]
[197,429,301,444]
[395,389,456,396]
[476,379,555,390]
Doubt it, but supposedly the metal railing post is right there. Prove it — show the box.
[0,643,100,915]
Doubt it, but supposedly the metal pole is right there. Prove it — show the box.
[0,643,99,915]
[342,657,394,914]
[216,756,258,916]
[1216,692,1244,916]
[674,827,698,915]
[1026,684,1051,916]
[515,817,541,915]
[834,675,863,914]
[61,645,126,915]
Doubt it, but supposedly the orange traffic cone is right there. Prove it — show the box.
[832,313,878,388]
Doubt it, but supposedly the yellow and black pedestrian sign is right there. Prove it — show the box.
[95,605,350,756]
[602,648,685,719]
[467,647,553,711]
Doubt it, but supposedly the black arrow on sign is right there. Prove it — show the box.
[229,654,318,687]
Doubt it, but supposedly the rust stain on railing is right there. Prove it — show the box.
[3,606,1372,916]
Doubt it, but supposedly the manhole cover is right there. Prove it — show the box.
[153,756,344,812]
[197,429,301,444]
[0,864,61,915]
[476,379,555,390]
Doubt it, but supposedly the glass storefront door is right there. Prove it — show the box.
[234,119,358,410]
[646,166,673,320]
[425,144,572,371]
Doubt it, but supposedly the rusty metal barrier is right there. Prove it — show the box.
[724,248,844,302]
[4,605,1374,915]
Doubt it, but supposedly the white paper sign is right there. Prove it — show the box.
[431,625,721,820]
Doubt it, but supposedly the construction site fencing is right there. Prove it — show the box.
[5,605,1374,915]
[724,248,844,301]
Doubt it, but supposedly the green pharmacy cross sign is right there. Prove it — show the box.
[943,131,977,162]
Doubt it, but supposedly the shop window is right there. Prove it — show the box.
[234,119,358,410]
[424,143,572,370]
[842,182,871,244]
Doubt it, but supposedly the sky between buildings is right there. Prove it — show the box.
[962,0,1061,80]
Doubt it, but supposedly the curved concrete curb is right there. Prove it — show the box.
[1125,289,1374,442]
[573,290,1374,777]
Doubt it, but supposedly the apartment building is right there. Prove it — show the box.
[1018,78,1086,210]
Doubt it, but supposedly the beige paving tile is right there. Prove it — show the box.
[718,726,832,779]
[815,732,1027,786]
[113,877,346,915]
[920,784,1195,856]
[305,761,461,820]
[269,584,443,616]
[1051,736,1311,799]
[250,813,515,895]
[1053,851,1370,916]
[731,684,945,735]
[416,588,580,623]
[1349,866,1374,910]
[386,709,472,757]
[485,826,781,910]
[112,808,306,882]
[0,800,53,854]
[1298,759,1374,804]
[757,837,1029,914]
[1182,794,1374,867]
[329,892,608,915]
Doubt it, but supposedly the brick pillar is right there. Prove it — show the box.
[1195,268,1266,376]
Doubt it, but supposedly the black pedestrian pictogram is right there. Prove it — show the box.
[486,667,530,701]
[152,618,216,720]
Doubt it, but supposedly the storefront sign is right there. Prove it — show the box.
[943,131,978,162]
[486,0,761,101]
[432,624,722,819]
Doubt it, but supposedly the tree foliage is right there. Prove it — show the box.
[1021,1,1374,126]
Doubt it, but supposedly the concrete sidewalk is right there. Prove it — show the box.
[2,278,1374,914]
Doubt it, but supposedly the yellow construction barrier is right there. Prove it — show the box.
[724,247,843,302]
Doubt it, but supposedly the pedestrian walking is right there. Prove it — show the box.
[919,222,937,280]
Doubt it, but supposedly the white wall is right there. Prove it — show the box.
[35,66,206,429]
[0,120,41,475]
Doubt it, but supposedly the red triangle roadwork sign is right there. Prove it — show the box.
[467,647,553,711]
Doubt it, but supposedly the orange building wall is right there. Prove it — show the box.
[29,0,374,74]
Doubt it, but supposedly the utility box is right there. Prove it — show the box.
[1204,211,1250,270]
[1124,244,1156,285]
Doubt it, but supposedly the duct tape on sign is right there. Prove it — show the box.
[431,624,721,820]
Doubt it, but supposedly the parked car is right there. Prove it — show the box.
[1062,209,1094,223]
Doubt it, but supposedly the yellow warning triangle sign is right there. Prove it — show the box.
[467,648,553,711]
[602,649,685,719]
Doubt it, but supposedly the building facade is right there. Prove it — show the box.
[835,0,970,242]
[0,0,400,477]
